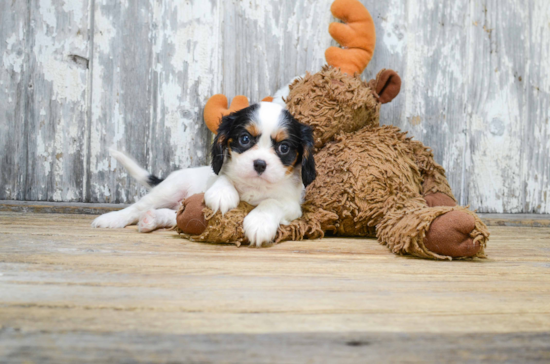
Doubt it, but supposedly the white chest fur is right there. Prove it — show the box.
[232,170,304,206]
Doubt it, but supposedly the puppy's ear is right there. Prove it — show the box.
[211,114,234,175]
[300,124,316,187]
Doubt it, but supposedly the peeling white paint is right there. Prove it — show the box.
[93,6,116,54]
[2,34,24,74]
[1,0,548,211]
[61,0,84,24]
[39,0,58,28]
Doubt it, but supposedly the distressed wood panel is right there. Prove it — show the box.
[465,0,550,213]
[88,0,156,203]
[219,0,334,101]
[0,0,29,201]
[380,0,471,209]
[25,0,91,202]
[0,0,549,212]
[370,0,550,213]
[88,0,219,203]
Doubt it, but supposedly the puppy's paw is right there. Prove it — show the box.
[138,210,157,233]
[204,185,240,215]
[243,210,279,247]
[91,211,132,229]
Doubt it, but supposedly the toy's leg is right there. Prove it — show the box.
[376,197,489,260]
[175,193,254,245]
[409,141,457,207]
[175,194,339,245]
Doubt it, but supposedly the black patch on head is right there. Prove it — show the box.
[272,110,316,187]
[211,104,260,175]
[300,123,316,187]
[147,174,164,187]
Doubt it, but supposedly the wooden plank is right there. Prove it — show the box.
[463,0,550,214]
[1,330,548,363]
[219,0,334,102]
[87,0,156,203]
[480,213,550,228]
[0,212,550,362]
[364,0,550,214]
[1,200,550,226]
[0,200,128,215]
[87,0,219,204]
[375,0,471,213]
[522,1,550,214]
[23,0,91,202]
[0,0,29,200]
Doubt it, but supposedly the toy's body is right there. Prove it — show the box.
[176,0,490,260]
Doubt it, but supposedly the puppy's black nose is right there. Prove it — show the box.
[253,159,267,174]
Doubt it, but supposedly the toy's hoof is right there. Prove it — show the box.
[424,211,480,258]
[424,192,456,207]
[176,193,208,235]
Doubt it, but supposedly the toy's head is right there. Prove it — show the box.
[204,0,401,149]
[285,0,401,148]
[285,67,400,148]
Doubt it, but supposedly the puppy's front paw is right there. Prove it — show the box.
[204,185,240,215]
[243,211,280,247]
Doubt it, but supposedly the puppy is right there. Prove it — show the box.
[92,102,315,247]
[205,102,316,246]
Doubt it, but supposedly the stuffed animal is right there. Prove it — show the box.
[175,0,490,260]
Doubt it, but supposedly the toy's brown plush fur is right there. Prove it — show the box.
[176,66,490,260]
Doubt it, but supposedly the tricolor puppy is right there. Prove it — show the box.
[91,101,315,247]
[205,102,316,246]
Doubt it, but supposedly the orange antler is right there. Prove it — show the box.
[325,0,376,75]
[204,94,249,134]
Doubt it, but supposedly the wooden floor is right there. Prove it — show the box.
[1,212,549,363]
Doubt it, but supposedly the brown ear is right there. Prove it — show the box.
[375,69,401,104]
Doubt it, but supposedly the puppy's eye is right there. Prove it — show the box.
[278,143,290,155]
[239,134,251,146]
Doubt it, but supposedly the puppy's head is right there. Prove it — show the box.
[211,102,316,187]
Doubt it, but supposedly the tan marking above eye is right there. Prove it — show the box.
[227,138,233,154]
[245,123,260,137]
[273,129,289,143]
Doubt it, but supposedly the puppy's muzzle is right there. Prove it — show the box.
[253,159,267,175]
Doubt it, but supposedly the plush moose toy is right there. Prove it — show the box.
[175,0,490,260]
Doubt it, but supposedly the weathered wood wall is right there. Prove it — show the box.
[1,0,549,213]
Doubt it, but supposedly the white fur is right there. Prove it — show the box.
[138,208,178,233]
[92,79,306,240]
[92,163,214,230]
[109,148,152,189]
[205,102,304,247]
[272,75,303,108]
[204,175,240,215]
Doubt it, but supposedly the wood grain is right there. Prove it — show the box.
[1,0,30,201]
[1,0,549,212]
[0,212,549,362]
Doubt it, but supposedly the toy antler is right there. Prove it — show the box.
[204,94,249,134]
[325,0,376,75]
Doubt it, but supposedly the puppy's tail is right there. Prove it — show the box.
[109,148,164,189]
